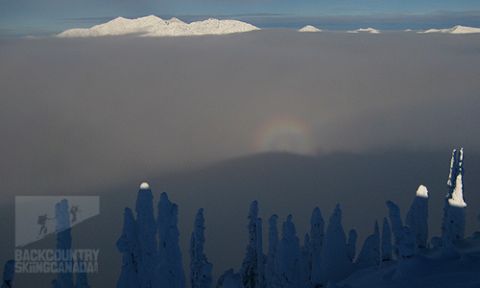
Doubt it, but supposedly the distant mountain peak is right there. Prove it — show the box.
[57,15,259,38]
[298,25,322,32]
[420,25,480,34]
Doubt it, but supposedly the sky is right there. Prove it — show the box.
[2,0,480,35]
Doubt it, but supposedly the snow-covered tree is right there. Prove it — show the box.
[265,215,278,288]
[53,199,74,288]
[346,229,357,262]
[386,201,414,259]
[216,270,242,288]
[241,201,265,288]
[273,215,301,288]
[442,148,467,247]
[190,209,213,288]
[156,192,185,288]
[355,222,380,269]
[406,185,429,250]
[299,234,312,288]
[319,205,352,284]
[309,207,324,286]
[2,260,14,288]
[381,218,392,262]
[135,183,158,288]
[116,208,140,288]
[75,260,91,288]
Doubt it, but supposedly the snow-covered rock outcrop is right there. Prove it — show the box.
[298,25,322,32]
[420,25,480,34]
[57,15,260,38]
[347,28,380,34]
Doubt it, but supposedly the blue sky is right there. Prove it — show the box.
[1,0,480,35]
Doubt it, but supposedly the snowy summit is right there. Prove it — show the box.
[420,25,480,34]
[416,185,428,198]
[298,25,322,32]
[57,15,260,38]
[347,27,380,34]
[140,182,150,190]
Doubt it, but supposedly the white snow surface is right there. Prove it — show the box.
[347,28,380,34]
[416,185,428,198]
[448,174,467,208]
[420,25,480,34]
[140,182,150,190]
[57,15,260,38]
[340,234,480,288]
[298,25,322,32]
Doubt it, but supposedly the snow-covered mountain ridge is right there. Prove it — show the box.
[57,15,260,37]
[420,25,480,34]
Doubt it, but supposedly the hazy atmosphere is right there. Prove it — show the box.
[1,32,480,195]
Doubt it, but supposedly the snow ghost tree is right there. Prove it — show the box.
[116,208,140,288]
[386,201,414,259]
[442,148,467,247]
[274,215,301,288]
[217,270,242,288]
[156,192,185,288]
[190,208,213,288]
[299,233,311,288]
[2,260,14,288]
[381,218,392,262]
[319,205,352,284]
[355,222,380,269]
[346,229,357,262]
[75,260,91,288]
[406,185,429,251]
[135,184,158,288]
[241,201,265,288]
[265,215,278,288]
[53,199,74,288]
[310,207,325,286]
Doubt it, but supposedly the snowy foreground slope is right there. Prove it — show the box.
[57,15,260,37]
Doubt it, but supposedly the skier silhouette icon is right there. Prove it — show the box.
[37,214,52,237]
[70,205,80,223]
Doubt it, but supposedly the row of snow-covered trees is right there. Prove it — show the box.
[116,148,469,288]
